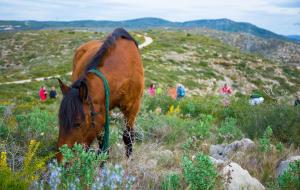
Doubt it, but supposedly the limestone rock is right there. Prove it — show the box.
[209,156,225,166]
[223,162,265,190]
[210,138,255,160]
[276,155,300,177]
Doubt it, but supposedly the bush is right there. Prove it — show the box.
[230,101,300,145]
[38,144,135,190]
[161,172,181,190]
[217,117,243,143]
[16,108,57,140]
[0,140,49,190]
[188,115,213,140]
[143,95,177,114]
[58,143,108,189]
[259,126,273,153]
[181,152,217,190]
[278,160,300,190]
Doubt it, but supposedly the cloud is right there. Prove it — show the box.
[275,0,300,8]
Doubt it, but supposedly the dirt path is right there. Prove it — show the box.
[0,35,153,85]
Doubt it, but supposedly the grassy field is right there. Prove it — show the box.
[0,29,299,189]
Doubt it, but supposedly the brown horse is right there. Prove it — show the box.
[57,28,144,162]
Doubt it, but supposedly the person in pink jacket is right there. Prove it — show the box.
[220,83,232,106]
[147,83,156,96]
[39,86,47,102]
[220,83,232,95]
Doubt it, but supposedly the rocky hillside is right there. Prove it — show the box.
[192,28,300,66]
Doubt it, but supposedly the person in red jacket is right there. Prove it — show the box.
[39,86,47,102]
[220,83,232,95]
[220,83,232,106]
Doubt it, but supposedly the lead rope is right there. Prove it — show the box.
[88,69,110,153]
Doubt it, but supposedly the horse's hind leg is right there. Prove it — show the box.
[121,101,141,158]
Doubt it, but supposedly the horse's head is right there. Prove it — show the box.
[56,78,102,162]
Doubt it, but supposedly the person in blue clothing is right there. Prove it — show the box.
[176,84,186,99]
[49,86,57,99]
[295,95,300,106]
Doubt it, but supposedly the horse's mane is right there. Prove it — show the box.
[85,28,138,72]
[59,28,137,132]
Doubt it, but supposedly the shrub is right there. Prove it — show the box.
[58,143,108,189]
[259,126,273,153]
[161,172,181,190]
[231,101,300,145]
[181,152,217,190]
[278,160,300,190]
[143,95,177,114]
[217,117,243,143]
[16,108,56,139]
[275,142,284,153]
[0,140,49,190]
[96,163,136,189]
[188,115,213,140]
[40,148,135,190]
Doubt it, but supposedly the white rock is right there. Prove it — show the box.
[209,156,225,166]
[223,162,265,190]
[210,138,255,160]
[276,155,300,177]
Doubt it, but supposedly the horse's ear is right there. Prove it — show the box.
[57,78,70,95]
[79,81,88,102]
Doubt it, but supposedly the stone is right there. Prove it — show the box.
[276,155,300,177]
[223,162,265,190]
[209,156,225,166]
[210,138,255,160]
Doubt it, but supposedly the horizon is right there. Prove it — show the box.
[0,0,299,35]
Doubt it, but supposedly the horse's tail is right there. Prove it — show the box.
[85,28,138,72]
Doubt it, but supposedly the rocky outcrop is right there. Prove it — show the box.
[223,162,265,190]
[210,138,255,160]
[276,155,300,177]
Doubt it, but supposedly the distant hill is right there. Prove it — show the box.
[0,17,295,42]
[287,35,300,42]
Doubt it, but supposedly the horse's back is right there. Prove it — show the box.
[72,37,144,108]
[72,40,103,81]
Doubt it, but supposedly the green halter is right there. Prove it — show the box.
[88,69,110,153]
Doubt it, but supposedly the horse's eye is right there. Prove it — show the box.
[74,123,81,128]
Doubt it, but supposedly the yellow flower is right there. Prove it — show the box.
[0,151,8,168]
[167,105,180,115]
[175,105,180,113]
[29,139,37,146]
[167,105,175,115]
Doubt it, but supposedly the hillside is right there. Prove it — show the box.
[0,29,299,101]
[0,18,295,43]
[191,28,300,65]
[0,29,300,190]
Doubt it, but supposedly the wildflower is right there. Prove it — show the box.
[155,107,162,114]
[175,105,180,113]
[30,139,37,146]
[0,151,8,169]
[167,105,175,115]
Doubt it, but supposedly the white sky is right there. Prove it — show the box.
[0,0,299,35]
